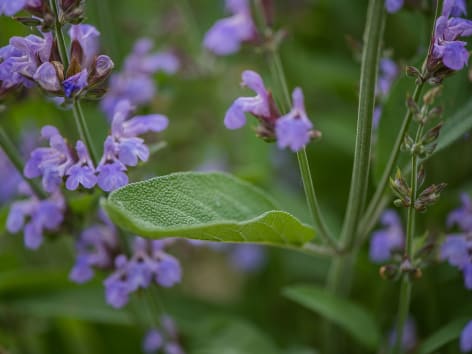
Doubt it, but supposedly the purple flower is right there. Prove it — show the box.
[275,88,314,152]
[101,38,179,119]
[69,24,100,68]
[65,140,97,190]
[203,0,256,55]
[369,210,404,263]
[6,192,65,250]
[461,320,472,353]
[443,0,467,17]
[447,193,472,232]
[0,149,22,202]
[377,58,399,97]
[230,244,266,272]
[24,126,74,193]
[69,255,94,283]
[97,160,128,192]
[143,329,163,353]
[385,0,404,14]
[103,237,181,308]
[33,62,61,92]
[224,70,274,129]
[63,69,89,98]
[0,0,27,16]
[440,235,469,268]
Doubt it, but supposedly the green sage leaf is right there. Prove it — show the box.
[417,317,469,354]
[103,172,314,247]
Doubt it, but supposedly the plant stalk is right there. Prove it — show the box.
[72,99,98,165]
[49,0,70,69]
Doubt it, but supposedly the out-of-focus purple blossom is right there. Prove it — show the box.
[24,126,74,193]
[369,210,404,263]
[103,237,181,308]
[96,101,168,192]
[203,0,257,55]
[275,87,314,152]
[385,0,404,14]
[143,329,163,353]
[388,317,417,352]
[69,212,119,283]
[461,320,472,353]
[447,193,472,231]
[373,58,398,129]
[101,38,179,119]
[428,1,472,72]
[229,244,266,272]
[0,0,27,16]
[0,149,22,202]
[7,190,65,249]
[224,70,275,130]
[441,235,470,268]
[143,316,185,354]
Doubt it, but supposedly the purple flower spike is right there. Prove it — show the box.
[203,0,256,55]
[33,62,61,92]
[385,0,404,14]
[275,87,314,152]
[0,0,27,16]
[224,70,272,129]
[65,140,97,190]
[461,321,472,353]
[143,329,163,353]
[369,210,404,263]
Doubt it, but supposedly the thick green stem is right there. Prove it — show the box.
[268,50,337,248]
[49,0,70,69]
[0,126,47,199]
[72,99,98,165]
[357,83,424,242]
[339,0,386,251]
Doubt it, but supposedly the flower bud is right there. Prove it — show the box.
[88,55,114,86]
[33,62,62,92]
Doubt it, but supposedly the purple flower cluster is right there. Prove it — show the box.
[203,0,257,56]
[373,58,399,129]
[0,24,113,98]
[428,0,472,72]
[101,38,179,119]
[225,70,318,152]
[143,315,185,354]
[369,210,404,263]
[6,186,64,249]
[385,0,404,14]
[24,102,168,193]
[69,212,119,284]
[104,237,181,308]
[440,193,472,290]
[461,320,472,353]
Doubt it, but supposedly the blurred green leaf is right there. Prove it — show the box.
[189,316,280,354]
[0,269,69,295]
[103,172,315,247]
[283,284,381,350]
[435,99,472,154]
[417,317,469,354]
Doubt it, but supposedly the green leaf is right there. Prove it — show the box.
[435,100,472,154]
[103,172,315,247]
[417,317,469,354]
[283,285,381,350]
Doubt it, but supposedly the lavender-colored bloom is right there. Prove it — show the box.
[69,24,100,68]
[203,0,256,55]
[24,126,74,193]
[164,343,185,354]
[230,244,266,272]
[0,0,27,16]
[388,317,417,352]
[447,193,472,232]
[385,0,404,14]
[63,69,88,98]
[33,62,61,92]
[275,87,314,152]
[225,70,272,129]
[464,263,472,289]
[65,140,96,190]
[69,255,94,283]
[143,329,163,353]
[7,192,65,250]
[440,235,469,268]
[101,38,179,118]
[96,160,128,192]
[443,0,467,17]
[104,274,130,308]
[0,149,22,202]
[378,59,399,96]
[461,320,472,352]
[369,210,404,263]
[155,253,182,287]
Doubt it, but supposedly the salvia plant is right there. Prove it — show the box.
[1,0,472,353]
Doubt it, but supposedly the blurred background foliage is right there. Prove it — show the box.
[0,0,472,353]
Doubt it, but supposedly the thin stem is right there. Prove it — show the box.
[72,99,98,165]
[49,0,69,69]
[0,126,47,199]
[268,49,337,248]
[357,82,424,243]
[339,0,386,251]
[392,277,412,354]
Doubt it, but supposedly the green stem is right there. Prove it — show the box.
[268,50,337,249]
[339,0,386,251]
[357,82,424,243]
[49,0,70,69]
[72,99,98,165]
[392,277,412,354]
[0,126,47,199]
